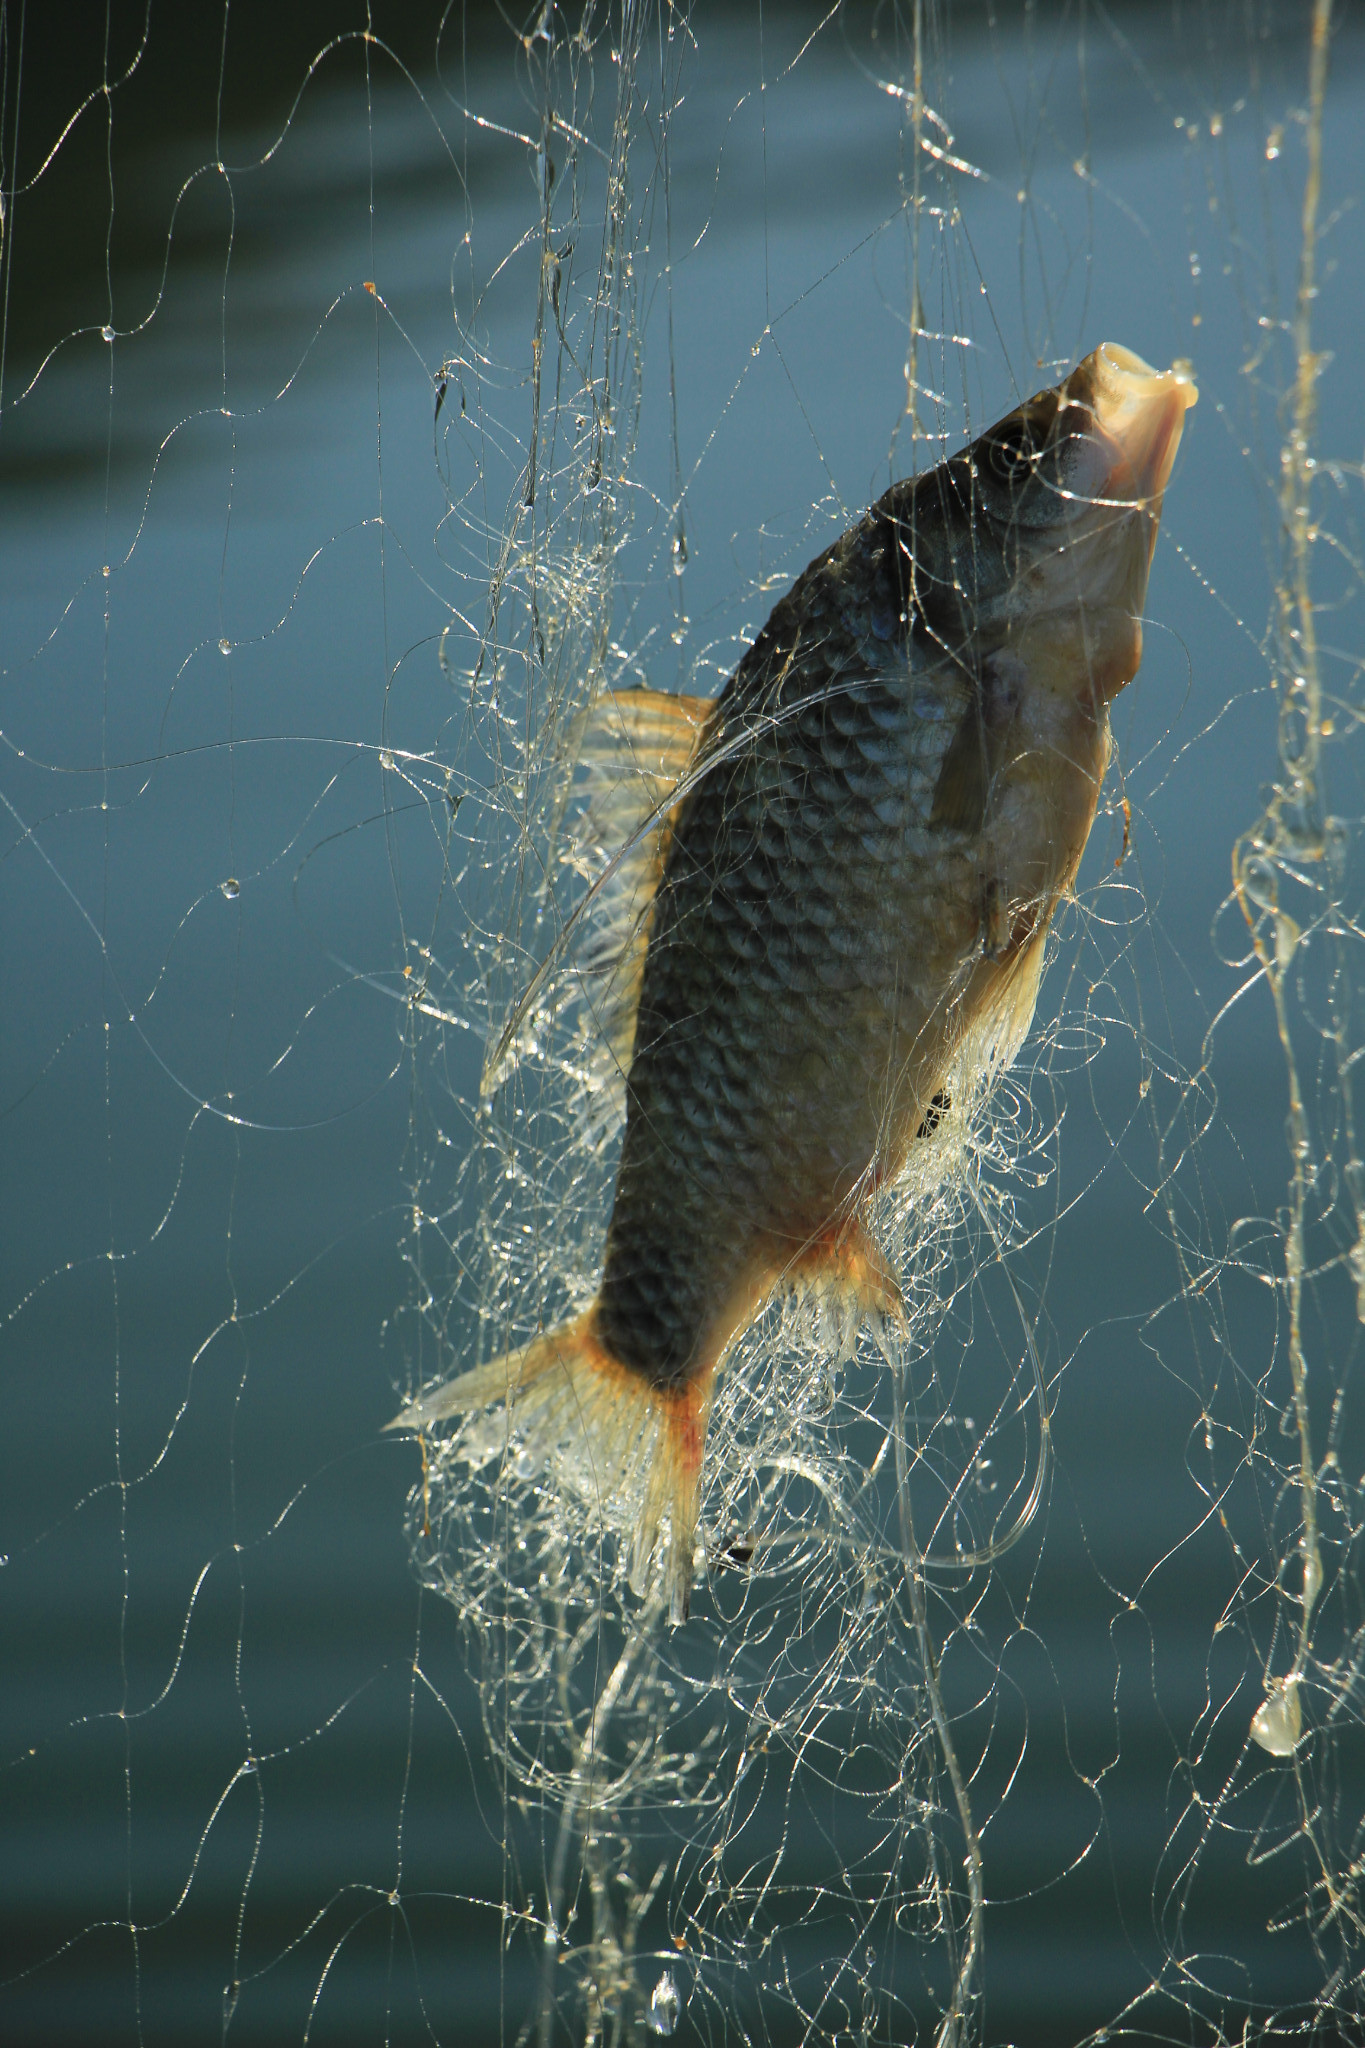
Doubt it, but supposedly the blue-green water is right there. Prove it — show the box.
[3,5,1363,2042]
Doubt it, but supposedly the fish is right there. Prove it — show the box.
[388,341,1197,1622]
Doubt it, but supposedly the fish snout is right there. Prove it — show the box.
[1078,341,1198,509]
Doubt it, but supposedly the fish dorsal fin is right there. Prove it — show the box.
[481,686,712,1128]
[561,687,711,1137]
[564,685,712,883]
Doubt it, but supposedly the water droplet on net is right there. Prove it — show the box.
[647,1970,680,2036]
[101,324,115,343]
[220,878,240,901]
[1350,1233,1365,1324]
[218,637,231,655]
[1250,1675,1301,1756]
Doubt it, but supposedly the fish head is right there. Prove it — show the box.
[916,348,1195,708]
[978,343,1195,600]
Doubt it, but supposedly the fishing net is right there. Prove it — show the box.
[2,3,1362,2044]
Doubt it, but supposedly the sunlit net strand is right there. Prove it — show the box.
[0,0,1340,2032]
[403,21,1082,2040]
[362,4,1365,2048]
[2,0,1352,2039]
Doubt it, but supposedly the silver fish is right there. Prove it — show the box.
[390,341,1197,1620]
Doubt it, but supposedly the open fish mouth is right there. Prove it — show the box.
[1075,341,1199,508]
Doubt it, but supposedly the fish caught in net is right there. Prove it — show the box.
[391,343,1197,1636]
[7,2,1365,2044]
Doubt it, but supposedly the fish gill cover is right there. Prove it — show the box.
[0,4,1362,2048]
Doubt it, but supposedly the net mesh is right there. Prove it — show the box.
[2,2,1362,2044]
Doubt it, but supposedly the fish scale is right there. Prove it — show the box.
[391,341,1198,1623]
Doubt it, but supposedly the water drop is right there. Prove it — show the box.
[1250,1675,1301,1756]
[221,878,240,900]
[1265,125,1283,161]
[101,324,115,343]
[647,1970,680,2036]
[1275,913,1301,976]
[218,637,231,655]
[1350,1233,1365,1323]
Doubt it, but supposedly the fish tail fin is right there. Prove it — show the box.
[385,1310,709,1625]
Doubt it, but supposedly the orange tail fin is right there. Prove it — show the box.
[385,1311,712,1624]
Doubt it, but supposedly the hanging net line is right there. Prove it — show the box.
[1,3,1362,2045]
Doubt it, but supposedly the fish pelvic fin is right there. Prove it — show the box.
[384,1306,712,1627]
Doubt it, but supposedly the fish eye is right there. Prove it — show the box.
[979,390,1062,497]
[986,428,1040,484]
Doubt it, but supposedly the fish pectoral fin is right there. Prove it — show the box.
[930,703,996,833]
[931,647,1028,835]
[784,1218,905,1329]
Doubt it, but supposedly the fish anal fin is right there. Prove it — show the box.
[782,1217,904,1341]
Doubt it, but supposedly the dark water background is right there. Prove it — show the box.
[2,3,1363,2043]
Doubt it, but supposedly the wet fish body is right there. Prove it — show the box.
[391,343,1196,1620]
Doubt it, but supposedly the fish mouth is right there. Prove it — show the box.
[1070,341,1198,507]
